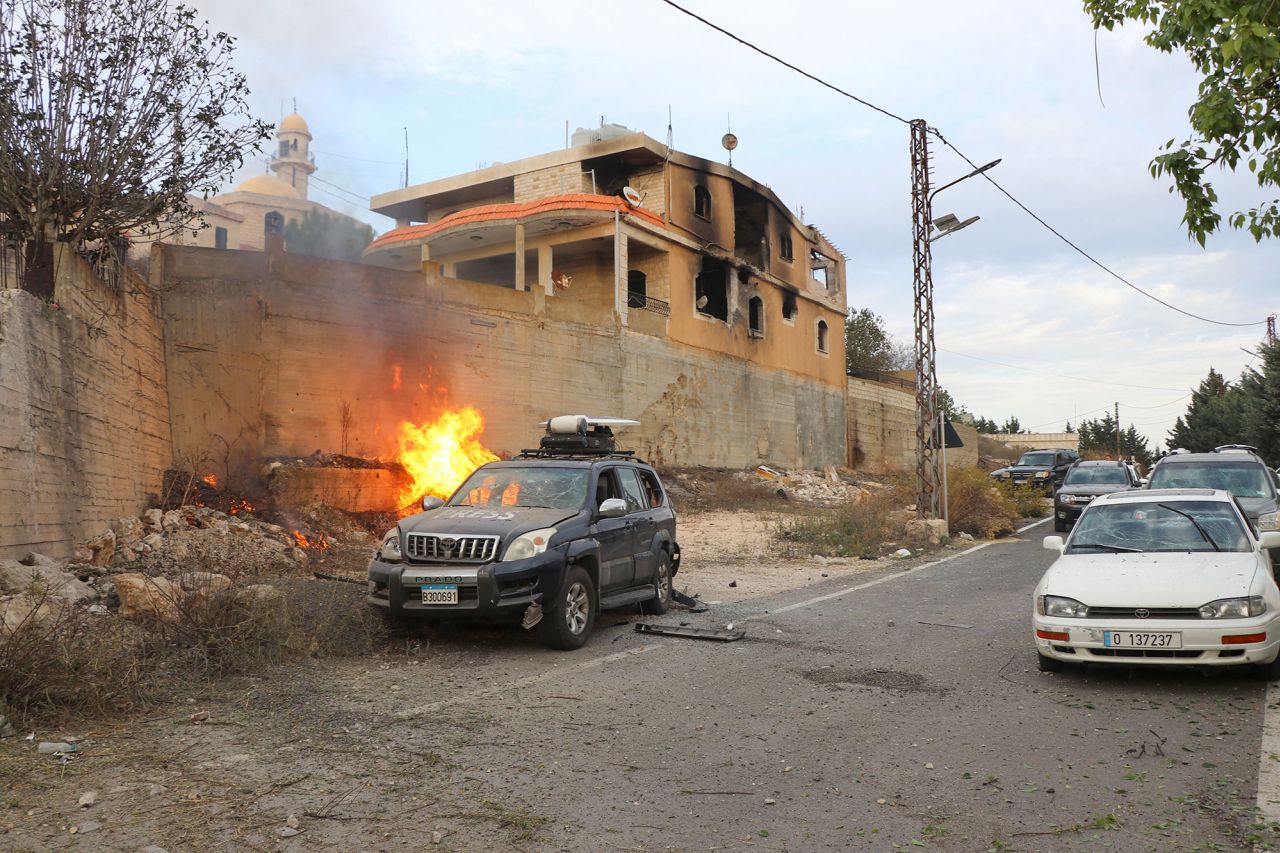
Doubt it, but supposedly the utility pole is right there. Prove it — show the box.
[1115,401,1121,460]
[1268,314,1276,347]
[910,119,939,520]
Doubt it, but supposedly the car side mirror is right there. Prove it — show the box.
[1137,478,1149,488]
[598,498,627,518]
[1042,535,1065,553]
[421,496,445,512]
[1260,531,1280,550]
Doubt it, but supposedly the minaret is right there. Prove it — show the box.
[271,112,316,198]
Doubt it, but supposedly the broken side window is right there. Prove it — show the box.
[782,291,798,322]
[779,231,793,261]
[694,185,712,220]
[748,295,764,337]
[694,256,728,321]
[817,319,829,353]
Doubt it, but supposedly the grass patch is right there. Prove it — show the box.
[946,468,1047,538]
[0,576,385,727]
[657,467,790,513]
[776,480,914,557]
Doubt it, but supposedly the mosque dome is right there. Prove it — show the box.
[235,174,300,197]
[279,112,311,136]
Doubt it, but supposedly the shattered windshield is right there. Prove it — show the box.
[1063,466,1130,486]
[1017,452,1055,467]
[449,466,588,511]
[1148,461,1273,499]
[1067,500,1250,554]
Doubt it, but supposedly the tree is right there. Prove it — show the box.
[972,416,1001,434]
[1084,1,1280,243]
[844,308,913,374]
[283,210,374,263]
[1248,340,1280,466]
[0,0,269,287]
[934,387,971,422]
[1064,421,1075,433]
[1167,367,1251,451]
[1078,413,1155,466]
[1001,416,1023,434]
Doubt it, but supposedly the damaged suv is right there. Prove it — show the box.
[367,416,680,650]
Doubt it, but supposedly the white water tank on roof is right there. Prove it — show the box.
[572,123,634,146]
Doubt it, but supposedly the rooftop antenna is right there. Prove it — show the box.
[291,97,297,113]
[721,114,737,168]
[565,119,569,149]
[666,104,673,149]
[403,126,409,189]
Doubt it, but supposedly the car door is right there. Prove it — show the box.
[591,467,635,593]
[617,467,655,588]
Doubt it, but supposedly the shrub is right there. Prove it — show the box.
[946,467,1023,539]
[776,480,914,557]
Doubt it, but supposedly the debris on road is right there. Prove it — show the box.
[37,741,76,754]
[634,623,745,642]
[77,791,98,808]
[917,620,974,630]
[671,588,709,612]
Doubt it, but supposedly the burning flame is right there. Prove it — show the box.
[396,407,499,511]
[201,474,218,487]
[228,499,254,516]
[391,364,402,391]
[292,530,331,550]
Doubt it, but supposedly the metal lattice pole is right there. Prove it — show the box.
[911,119,940,520]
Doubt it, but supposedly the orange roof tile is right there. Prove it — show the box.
[366,193,666,253]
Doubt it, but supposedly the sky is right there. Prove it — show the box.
[195,0,1279,449]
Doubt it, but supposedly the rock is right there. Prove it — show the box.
[73,820,102,834]
[83,530,116,566]
[37,741,76,754]
[113,573,181,622]
[286,814,300,829]
[142,508,164,533]
[728,580,737,588]
[260,539,287,554]
[179,572,232,594]
[0,560,95,604]
[924,763,934,770]
[78,791,98,808]
[161,510,186,533]
[0,595,57,634]
[72,543,93,563]
[893,548,912,558]
[18,552,57,567]
[110,516,147,549]
[235,584,283,607]
[141,846,169,853]
[764,798,777,805]
[141,533,165,551]
[145,784,168,798]
[289,547,308,563]
[906,518,949,545]
[958,531,975,541]
[0,714,16,738]
[189,710,209,724]
[279,826,301,838]
[87,604,109,616]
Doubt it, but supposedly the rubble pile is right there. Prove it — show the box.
[741,466,867,505]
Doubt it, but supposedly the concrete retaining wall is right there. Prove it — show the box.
[0,247,172,557]
[845,378,980,475]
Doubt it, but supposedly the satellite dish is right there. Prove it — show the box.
[721,133,738,151]
[621,186,643,207]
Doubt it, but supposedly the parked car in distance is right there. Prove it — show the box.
[990,448,1080,493]
[1146,448,1280,535]
[1034,488,1280,677]
[1052,459,1141,532]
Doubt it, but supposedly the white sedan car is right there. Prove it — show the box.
[1033,488,1280,677]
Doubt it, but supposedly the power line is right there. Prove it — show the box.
[929,129,1266,328]
[655,0,1267,330]
[313,148,402,167]
[939,347,1185,391]
[656,0,911,126]
[251,156,370,204]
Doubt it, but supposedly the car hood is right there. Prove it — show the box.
[1008,465,1052,474]
[400,506,579,537]
[1236,495,1278,520]
[1044,551,1260,608]
[1056,483,1131,498]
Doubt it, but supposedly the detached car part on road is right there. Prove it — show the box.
[367,416,680,650]
[1033,488,1280,677]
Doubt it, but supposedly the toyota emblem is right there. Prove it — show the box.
[441,538,457,549]
[1134,608,1150,619]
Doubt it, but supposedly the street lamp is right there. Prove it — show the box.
[913,153,1000,528]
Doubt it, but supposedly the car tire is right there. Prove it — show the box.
[640,550,673,615]
[1253,653,1280,681]
[1053,517,1067,533]
[539,565,596,650]
[1037,652,1065,673]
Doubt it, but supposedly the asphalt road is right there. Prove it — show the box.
[379,520,1280,852]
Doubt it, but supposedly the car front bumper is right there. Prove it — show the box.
[367,551,565,621]
[1034,613,1280,667]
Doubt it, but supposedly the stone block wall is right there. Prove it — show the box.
[0,247,171,557]
[514,164,592,202]
[846,377,916,475]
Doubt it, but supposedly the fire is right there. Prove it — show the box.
[201,473,218,487]
[292,530,331,550]
[396,407,499,511]
[391,364,402,391]
[228,499,254,516]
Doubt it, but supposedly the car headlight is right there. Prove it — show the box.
[1258,512,1280,531]
[1037,595,1088,617]
[379,528,402,563]
[1034,471,1050,479]
[501,527,556,562]
[1198,596,1266,618]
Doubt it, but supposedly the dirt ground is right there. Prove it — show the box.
[0,506,935,852]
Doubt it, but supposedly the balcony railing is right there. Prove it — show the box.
[627,293,670,316]
[847,367,914,391]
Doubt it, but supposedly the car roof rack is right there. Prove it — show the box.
[1214,444,1258,453]
[516,448,646,462]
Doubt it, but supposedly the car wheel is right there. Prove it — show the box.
[1037,652,1065,673]
[539,565,596,650]
[1053,517,1067,533]
[640,550,673,615]
[1253,652,1280,681]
